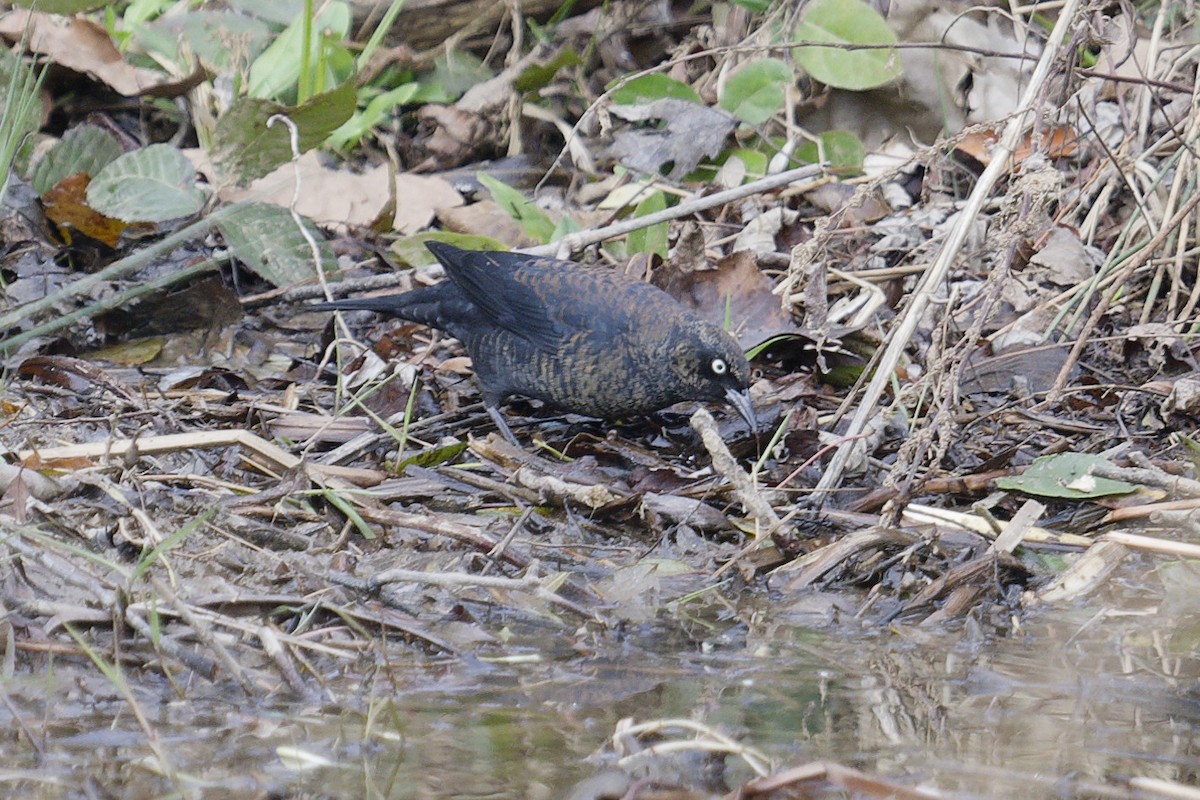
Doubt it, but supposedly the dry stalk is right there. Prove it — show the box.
[525,164,826,257]
[880,160,1064,517]
[370,566,597,620]
[689,407,781,534]
[812,0,1090,503]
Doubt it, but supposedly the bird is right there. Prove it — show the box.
[313,242,756,440]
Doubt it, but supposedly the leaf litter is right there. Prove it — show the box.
[0,0,1198,797]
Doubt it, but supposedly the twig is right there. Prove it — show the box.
[258,625,322,702]
[370,566,597,621]
[513,466,614,508]
[1046,190,1200,400]
[357,506,532,569]
[149,576,256,694]
[524,164,825,257]
[811,0,1086,503]
[15,429,379,485]
[614,717,772,777]
[0,204,239,348]
[690,408,781,534]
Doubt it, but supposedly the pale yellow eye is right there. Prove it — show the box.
[711,358,727,375]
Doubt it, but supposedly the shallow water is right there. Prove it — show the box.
[3,558,1197,799]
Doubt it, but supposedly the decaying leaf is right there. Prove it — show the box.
[655,249,796,348]
[0,11,173,96]
[606,98,738,180]
[212,82,357,186]
[215,202,335,287]
[42,173,127,247]
[996,453,1139,500]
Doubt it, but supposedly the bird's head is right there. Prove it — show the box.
[670,323,756,430]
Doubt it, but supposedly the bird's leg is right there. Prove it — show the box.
[486,405,520,446]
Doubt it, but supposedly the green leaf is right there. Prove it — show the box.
[995,453,1140,500]
[138,11,272,73]
[32,125,122,195]
[392,232,510,266]
[123,0,178,27]
[730,147,769,178]
[395,441,469,471]
[793,0,902,91]
[131,508,216,582]
[476,172,556,243]
[247,2,352,101]
[226,0,301,26]
[731,0,773,10]
[627,190,668,259]
[745,333,799,360]
[688,147,770,185]
[0,47,44,198]
[609,74,701,105]
[86,144,207,222]
[1177,434,1200,475]
[550,215,581,243]
[318,487,376,540]
[213,81,357,185]
[515,47,581,93]
[719,58,792,125]
[430,50,492,99]
[215,201,335,287]
[795,130,865,172]
[328,82,420,150]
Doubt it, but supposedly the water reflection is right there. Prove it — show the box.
[2,591,1197,798]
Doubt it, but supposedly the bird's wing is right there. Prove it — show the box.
[427,244,588,353]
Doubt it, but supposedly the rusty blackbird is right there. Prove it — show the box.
[314,242,756,439]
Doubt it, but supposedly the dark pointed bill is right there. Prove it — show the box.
[724,387,757,432]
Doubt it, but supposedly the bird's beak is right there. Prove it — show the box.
[724,386,757,432]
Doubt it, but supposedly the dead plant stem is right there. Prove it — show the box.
[811,0,1089,503]
[525,164,825,258]
[1047,190,1200,400]
[0,204,239,339]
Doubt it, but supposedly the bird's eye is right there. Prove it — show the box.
[711,358,727,375]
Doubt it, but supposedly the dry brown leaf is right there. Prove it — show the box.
[415,105,490,170]
[437,356,474,376]
[42,172,127,247]
[394,172,464,234]
[17,355,108,393]
[655,250,796,348]
[188,149,384,227]
[436,199,535,248]
[1029,226,1097,286]
[955,126,1079,168]
[606,98,738,180]
[0,11,171,96]
[187,150,462,232]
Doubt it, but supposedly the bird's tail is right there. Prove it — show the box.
[309,284,454,327]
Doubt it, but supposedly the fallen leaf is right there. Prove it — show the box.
[606,98,738,180]
[414,105,490,170]
[17,355,107,393]
[436,199,537,248]
[654,249,796,348]
[0,11,171,96]
[955,126,1079,168]
[188,151,462,232]
[1029,226,1099,286]
[394,173,464,234]
[42,173,127,247]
